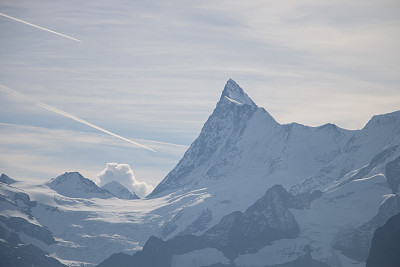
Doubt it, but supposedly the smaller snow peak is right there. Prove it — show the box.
[103,181,121,187]
[102,181,139,200]
[50,172,84,185]
[220,79,257,107]
[318,123,339,131]
[49,171,114,199]
[0,173,16,185]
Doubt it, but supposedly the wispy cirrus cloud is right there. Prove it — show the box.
[0,0,399,185]
[0,122,186,185]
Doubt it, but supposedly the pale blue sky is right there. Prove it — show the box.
[0,0,399,187]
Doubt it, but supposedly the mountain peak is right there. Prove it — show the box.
[220,79,257,107]
[102,181,139,200]
[50,172,84,185]
[49,172,114,199]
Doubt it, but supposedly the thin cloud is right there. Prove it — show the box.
[0,84,156,152]
[0,123,185,185]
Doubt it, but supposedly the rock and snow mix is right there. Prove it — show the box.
[1,79,399,266]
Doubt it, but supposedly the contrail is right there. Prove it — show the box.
[135,138,189,149]
[0,85,156,152]
[0,12,82,42]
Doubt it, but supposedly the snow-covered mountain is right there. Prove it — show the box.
[0,173,162,266]
[150,79,400,199]
[1,79,399,266]
[102,181,139,200]
[101,79,400,266]
[98,185,315,267]
[49,172,114,199]
[99,173,397,267]
[145,79,400,246]
[0,180,66,266]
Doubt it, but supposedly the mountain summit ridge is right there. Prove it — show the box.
[149,79,400,200]
[220,79,257,107]
[148,79,261,198]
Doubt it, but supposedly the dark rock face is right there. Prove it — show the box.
[178,208,213,236]
[366,213,400,267]
[13,193,37,215]
[96,252,134,267]
[98,184,302,267]
[0,182,60,266]
[290,190,323,210]
[0,183,56,245]
[333,194,400,261]
[203,185,300,259]
[0,224,65,267]
[0,183,37,216]
[0,216,56,245]
[385,156,400,193]
[14,191,37,209]
[332,225,373,262]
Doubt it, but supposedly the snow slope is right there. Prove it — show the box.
[98,173,395,267]
[0,181,66,266]
[2,79,399,266]
[145,79,400,265]
[1,177,212,266]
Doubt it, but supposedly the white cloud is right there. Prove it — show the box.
[96,162,154,198]
[2,0,398,136]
